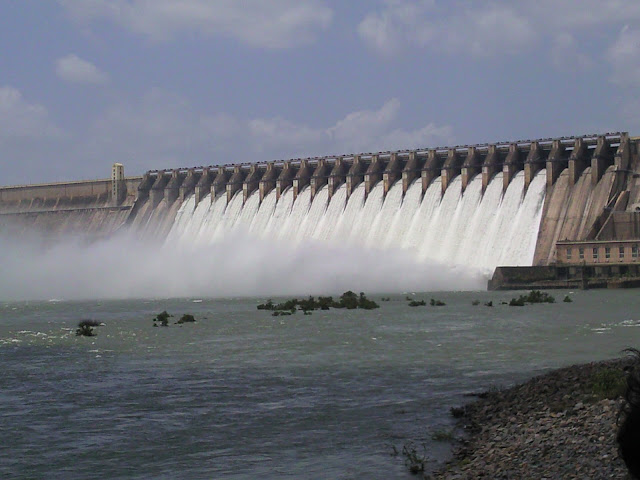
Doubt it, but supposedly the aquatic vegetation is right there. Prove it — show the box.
[177,314,196,324]
[257,299,275,310]
[356,292,380,310]
[431,429,455,442]
[509,297,525,307]
[522,290,555,304]
[510,290,555,306]
[590,367,626,400]
[337,290,359,309]
[75,323,95,337]
[78,319,103,327]
[408,300,426,307]
[401,442,428,474]
[75,319,103,336]
[563,295,573,303]
[471,299,480,306]
[153,310,172,327]
[257,291,379,313]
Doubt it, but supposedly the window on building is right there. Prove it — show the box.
[579,248,584,259]
[620,246,625,258]
[633,245,639,259]
[566,248,572,260]
[593,247,599,260]
[605,247,611,259]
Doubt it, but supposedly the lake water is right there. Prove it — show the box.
[2,289,639,479]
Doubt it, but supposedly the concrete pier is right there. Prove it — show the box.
[383,153,404,196]
[524,141,545,190]
[227,166,245,203]
[243,164,262,203]
[591,136,613,185]
[136,173,155,202]
[615,133,631,171]
[365,155,384,198]
[293,160,311,200]
[568,138,588,186]
[461,147,482,192]
[212,166,229,199]
[402,151,422,194]
[441,149,463,194]
[546,140,567,188]
[328,157,347,199]
[164,170,184,205]
[310,159,329,200]
[422,150,444,193]
[195,167,213,205]
[259,162,279,202]
[346,155,365,198]
[179,169,199,203]
[482,145,501,193]
[276,162,295,200]
[502,144,522,192]
[150,170,169,207]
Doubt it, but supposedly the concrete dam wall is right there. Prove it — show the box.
[0,177,142,239]
[0,132,636,276]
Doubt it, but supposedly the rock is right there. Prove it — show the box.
[432,357,632,479]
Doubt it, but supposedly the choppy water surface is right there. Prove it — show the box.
[2,290,640,479]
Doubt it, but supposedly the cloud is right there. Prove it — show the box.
[357,0,435,56]
[607,26,640,87]
[77,90,452,175]
[0,87,68,184]
[81,89,236,172]
[358,0,640,60]
[0,87,63,141]
[551,33,593,71]
[59,0,333,48]
[525,0,640,29]
[0,86,451,184]
[358,1,535,57]
[249,98,453,156]
[56,54,109,85]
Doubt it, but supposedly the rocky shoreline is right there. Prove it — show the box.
[430,357,633,479]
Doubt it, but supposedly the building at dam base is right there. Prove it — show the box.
[1,132,639,287]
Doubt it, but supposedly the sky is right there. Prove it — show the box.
[1,0,640,186]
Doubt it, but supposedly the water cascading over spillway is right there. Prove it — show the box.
[165,170,547,276]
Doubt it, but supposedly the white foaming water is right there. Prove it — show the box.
[249,190,277,237]
[403,179,442,250]
[332,183,365,243]
[2,171,544,301]
[367,182,403,248]
[313,184,347,242]
[164,171,546,278]
[384,179,422,248]
[349,183,384,245]
[296,186,329,242]
[264,187,294,238]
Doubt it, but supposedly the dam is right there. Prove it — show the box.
[1,132,638,287]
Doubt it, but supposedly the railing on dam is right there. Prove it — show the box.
[138,132,632,206]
